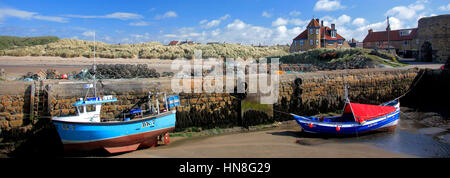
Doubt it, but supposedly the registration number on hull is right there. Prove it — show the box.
[142,120,156,128]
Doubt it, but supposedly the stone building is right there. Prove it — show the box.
[290,18,350,52]
[363,27,418,58]
[415,14,449,62]
[362,14,449,62]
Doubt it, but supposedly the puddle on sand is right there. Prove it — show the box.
[339,119,450,158]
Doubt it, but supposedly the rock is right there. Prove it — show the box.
[8,120,22,127]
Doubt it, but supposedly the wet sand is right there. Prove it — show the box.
[112,125,411,158]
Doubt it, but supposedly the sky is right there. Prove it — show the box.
[0,0,449,45]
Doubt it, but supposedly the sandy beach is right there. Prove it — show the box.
[0,56,180,79]
[111,122,411,158]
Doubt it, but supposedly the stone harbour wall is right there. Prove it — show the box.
[0,68,421,155]
[275,68,420,120]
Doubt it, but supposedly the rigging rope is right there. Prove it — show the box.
[391,69,426,101]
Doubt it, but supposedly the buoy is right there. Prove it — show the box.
[336,126,341,132]
[163,132,170,144]
[309,123,313,128]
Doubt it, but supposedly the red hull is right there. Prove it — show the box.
[63,127,175,153]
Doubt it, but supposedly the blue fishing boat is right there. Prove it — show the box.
[52,32,179,153]
[52,93,179,153]
[292,89,400,135]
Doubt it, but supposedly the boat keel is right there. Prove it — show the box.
[104,143,141,154]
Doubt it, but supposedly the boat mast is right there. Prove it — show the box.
[344,84,349,103]
[93,31,97,98]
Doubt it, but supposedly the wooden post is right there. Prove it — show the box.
[47,84,52,118]
[30,83,36,121]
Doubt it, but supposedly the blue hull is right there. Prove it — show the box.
[293,111,399,134]
[293,99,400,135]
[53,111,176,152]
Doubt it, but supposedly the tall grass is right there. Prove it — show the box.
[277,48,403,66]
[0,38,290,60]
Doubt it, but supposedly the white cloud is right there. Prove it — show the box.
[32,15,68,23]
[262,11,272,18]
[272,17,307,27]
[385,1,427,20]
[0,7,68,23]
[289,10,301,17]
[164,34,177,38]
[200,14,230,28]
[352,18,367,26]
[289,19,308,26]
[438,4,450,11]
[66,12,142,20]
[129,21,150,26]
[161,18,305,46]
[82,31,95,37]
[155,11,178,20]
[314,0,346,11]
[272,18,288,26]
[104,12,143,20]
[336,14,351,24]
[227,19,248,30]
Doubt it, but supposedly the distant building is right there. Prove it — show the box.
[363,27,418,58]
[362,14,449,62]
[348,38,361,48]
[168,41,179,46]
[290,18,350,52]
[179,40,194,45]
[207,42,220,45]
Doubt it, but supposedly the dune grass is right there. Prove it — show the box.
[0,38,290,60]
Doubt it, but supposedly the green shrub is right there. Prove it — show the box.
[0,36,59,50]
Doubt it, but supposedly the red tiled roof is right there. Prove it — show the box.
[293,23,345,41]
[321,26,345,40]
[169,41,179,45]
[363,28,417,42]
[293,30,308,40]
[307,19,321,28]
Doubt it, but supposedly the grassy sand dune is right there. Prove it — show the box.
[0,38,290,60]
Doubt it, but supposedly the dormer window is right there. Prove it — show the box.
[400,30,411,36]
[330,30,336,38]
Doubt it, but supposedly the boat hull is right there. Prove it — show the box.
[294,110,399,135]
[53,111,176,153]
[293,100,400,135]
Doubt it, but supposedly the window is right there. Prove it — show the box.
[310,40,313,45]
[316,29,319,34]
[400,30,411,36]
[416,39,419,45]
[404,40,409,46]
[328,41,334,45]
[316,39,319,45]
[331,30,336,38]
[300,40,304,45]
[310,29,313,35]
[338,41,343,45]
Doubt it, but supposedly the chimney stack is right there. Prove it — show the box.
[321,20,323,27]
[368,29,373,33]
[331,24,335,30]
